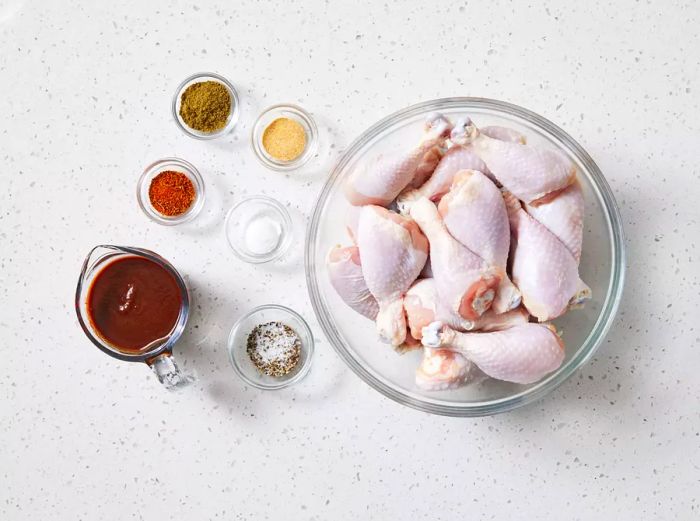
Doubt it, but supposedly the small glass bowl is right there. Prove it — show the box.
[224,196,292,263]
[137,157,205,225]
[172,72,240,140]
[228,305,314,390]
[252,104,318,170]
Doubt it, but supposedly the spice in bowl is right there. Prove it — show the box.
[252,105,318,170]
[244,214,282,255]
[224,196,292,263]
[246,321,301,377]
[262,117,307,162]
[228,304,314,389]
[148,171,196,217]
[179,80,232,133]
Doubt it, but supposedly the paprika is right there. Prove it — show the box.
[148,171,196,216]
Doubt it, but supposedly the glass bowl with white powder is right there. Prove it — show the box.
[224,196,292,263]
[228,305,314,390]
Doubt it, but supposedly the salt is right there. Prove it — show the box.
[244,214,281,255]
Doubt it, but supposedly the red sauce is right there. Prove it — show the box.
[87,256,182,353]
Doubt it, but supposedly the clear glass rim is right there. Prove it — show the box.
[75,245,190,363]
[304,96,626,417]
[171,72,240,140]
[227,304,315,390]
[251,103,319,171]
[223,195,293,264]
[137,157,206,225]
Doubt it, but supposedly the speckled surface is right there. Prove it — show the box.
[1,1,699,519]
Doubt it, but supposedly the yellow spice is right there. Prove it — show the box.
[262,117,306,162]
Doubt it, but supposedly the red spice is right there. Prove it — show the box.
[148,171,196,216]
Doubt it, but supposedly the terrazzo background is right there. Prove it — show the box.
[1,0,699,519]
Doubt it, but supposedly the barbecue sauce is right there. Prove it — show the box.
[87,256,182,353]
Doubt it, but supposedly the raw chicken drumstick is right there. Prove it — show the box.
[421,321,565,385]
[396,124,527,209]
[405,195,501,321]
[357,205,428,346]
[398,145,488,205]
[451,117,575,205]
[439,170,521,313]
[524,179,584,264]
[404,278,528,340]
[405,278,473,336]
[327,245,379,320]
[480,125,527,144]
[409,280,528,391]
[415,348,477,391]
[344,113,452,207]
[504,192,591,321]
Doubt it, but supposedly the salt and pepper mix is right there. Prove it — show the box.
[246,321,301,377]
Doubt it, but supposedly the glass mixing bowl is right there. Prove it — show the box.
[305,97,625,417]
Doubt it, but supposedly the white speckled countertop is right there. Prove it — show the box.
[1,1,699,519]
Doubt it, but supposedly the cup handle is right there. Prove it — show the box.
[147,353,194,390]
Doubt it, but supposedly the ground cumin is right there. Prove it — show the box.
[148,171,196,216]
[179,80,231,133]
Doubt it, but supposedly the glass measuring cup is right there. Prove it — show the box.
[75,245,193,389]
